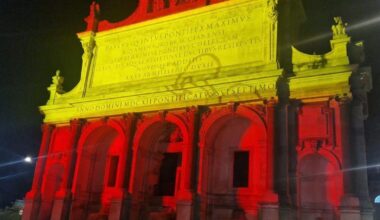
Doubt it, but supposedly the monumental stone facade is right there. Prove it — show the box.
[23,0,374,219]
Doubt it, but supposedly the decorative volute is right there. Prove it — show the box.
[292,17,351,72]
[288,17,370,101]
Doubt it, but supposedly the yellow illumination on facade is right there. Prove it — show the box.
[41,0,356,124]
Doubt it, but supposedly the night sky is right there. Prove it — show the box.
[0,0,379,208]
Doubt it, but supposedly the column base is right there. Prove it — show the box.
[109,196,128,220]
[360,209,375,220]
[244,210,258,220]
[259,203,279,220]
[262,191,279,203]
[340,209,361,220]
[279,207,296,220]
[176,199,193,220]
[339,194,361,220]
[51,190,73,220]
[129,197,143,220]
[22,191,41,220]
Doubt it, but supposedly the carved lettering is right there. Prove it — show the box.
[92,1,267,86]
[76,83,275,114]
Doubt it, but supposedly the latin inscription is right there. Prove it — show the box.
[76,83,275,114]
[92,0,266,86]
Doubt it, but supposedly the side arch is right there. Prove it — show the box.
[297,151,343,219]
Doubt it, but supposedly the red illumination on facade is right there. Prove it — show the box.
[23,101,365,219]
[85,0,226,32]
[22,0,374,219]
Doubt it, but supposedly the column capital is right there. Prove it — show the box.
[177,189,194,201]
[41,123,54,133]
[54,189,73,200]
[265,98,277,107]
[333,96,352,106]
[276,75,290,104]
[182,106,199,125]
[25,190,41,200]
[122,113,136,121]
[121,113,137,132]
[186,106,198,114]
[70,119,85,127]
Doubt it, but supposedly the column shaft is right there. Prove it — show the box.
[276,103,290,206]
[51,120,83,220]
[337,99,355,195]
[179,108,199,197]
[263,101,278,202]
[23,124,54,220]
[64,120,83,191]
[350,100,372,210]
[109,115,137,220]
[332,99,361,220]
[177,108,200,220]
[31,124,55,192]
[288,102,298,207]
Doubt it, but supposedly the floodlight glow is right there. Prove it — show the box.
[24,156,32,163]
[375,195,380,204]
[296,15,380,47]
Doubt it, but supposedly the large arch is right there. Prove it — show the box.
[198,105,269,219]
[70,119,127,219]
[128,113,190,219]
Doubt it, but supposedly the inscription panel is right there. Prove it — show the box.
[76,82,276,115]
[92,0,271,86]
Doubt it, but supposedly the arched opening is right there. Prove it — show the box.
[200,114,266,219]
[38,163,64,220]
[298,154,341,220]
[131,121,185,219]
[70,126,123,219]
